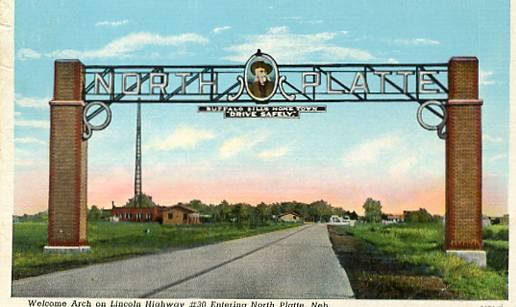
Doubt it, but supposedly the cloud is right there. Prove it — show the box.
[17,48,41,60]
[386,58,399,64]
[257,147,290,160]
[15,137,46,145]
[280,16,327,26]
[15,95,49,109]
[145,126,215,151]
[483,133,503,144]
[49,32,209,59]
[14,147,47,162]
[387,154,418,176]
[15,119,49,129]
[393,38,440,45]
[95,20,129,27]
[479,70,495,85]
[488,154,506,163]
[342,135,402,165]
[212,25,231,34]
[219,132,269,159]
[224,26,374,63]
[282,16,303,21]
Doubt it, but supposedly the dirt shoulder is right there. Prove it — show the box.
[328,226,457,299]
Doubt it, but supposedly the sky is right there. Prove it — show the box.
[14,0,509,216]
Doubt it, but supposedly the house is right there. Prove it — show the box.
[384,213,404,224]
[279,212,302,223]
[500,214,509,225]
[162,204,201,225]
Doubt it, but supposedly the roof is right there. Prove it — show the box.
[279,211,301,217]
[166,204,197,213]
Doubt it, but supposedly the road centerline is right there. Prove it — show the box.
[140,225,313,298]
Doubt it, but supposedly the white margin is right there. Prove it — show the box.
[0,0,14,303]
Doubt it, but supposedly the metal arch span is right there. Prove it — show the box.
[82,62,449,140]
[84,63,448,105]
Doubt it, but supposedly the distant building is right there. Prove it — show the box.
[279,212,302,222]
[112,206,163,223]
[111,195,163,223]
[162,205,201,225]
[384,213,404,223]
[500,214,509,225]
[100,208,113,220]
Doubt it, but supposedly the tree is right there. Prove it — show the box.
[188,199,210,215]
[405,208,435,223]
[256,202,272,224]
[125,193,157,208]
[216,200,231,222]
[88,205,102,221]
[362,197,382,223]
[309,200,333,222]
[333,207,345,217]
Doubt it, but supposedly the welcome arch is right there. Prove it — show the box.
[45,51,485,266]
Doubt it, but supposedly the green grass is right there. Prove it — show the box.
[483,224,509,241]
[334,223,508,300]
[13,221,301,280]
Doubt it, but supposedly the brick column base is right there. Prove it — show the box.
[445,57,485,267]
[45,60,89,253]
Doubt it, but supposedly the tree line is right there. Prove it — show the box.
[182,199,358,225]
[88,196,440,225]
[362,197,440,224]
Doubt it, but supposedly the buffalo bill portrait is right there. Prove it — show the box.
[248,61,274,99]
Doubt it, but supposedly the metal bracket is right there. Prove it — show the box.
[227,76,245,102]
[279,76,296,101]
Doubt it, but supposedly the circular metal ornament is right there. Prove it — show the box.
[416,100,447,131]
[244,49,279,103]
[82,101,112,138]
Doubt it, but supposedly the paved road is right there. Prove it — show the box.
[12,224,353,299]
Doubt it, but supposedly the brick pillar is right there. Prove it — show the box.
[45,60,89,252]
[445,57,484,266]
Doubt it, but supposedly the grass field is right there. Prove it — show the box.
[333,222,508,300]
[12,221,301,280]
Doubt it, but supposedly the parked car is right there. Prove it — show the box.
[328,215,355,226]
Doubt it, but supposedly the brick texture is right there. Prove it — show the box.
[445,57,482,250]
[48,60,88,246]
